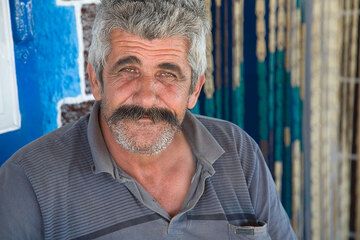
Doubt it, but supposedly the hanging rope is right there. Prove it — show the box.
[256,0,269,169]
[204,0,215,100]
[232,0,244,127]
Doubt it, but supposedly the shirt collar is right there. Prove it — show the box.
[87,101,116,178]
[181,111,225,173]
[87,102,225,177]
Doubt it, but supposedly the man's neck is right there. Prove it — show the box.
[99,114,196,217]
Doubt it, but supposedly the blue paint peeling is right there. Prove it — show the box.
[0,0,81,164]
[10,0,34,43]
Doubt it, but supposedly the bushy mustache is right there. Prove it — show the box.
[108,105,180,127]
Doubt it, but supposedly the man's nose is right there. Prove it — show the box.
[132,76,158,108]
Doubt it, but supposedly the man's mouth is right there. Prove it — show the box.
[138,117,152,122]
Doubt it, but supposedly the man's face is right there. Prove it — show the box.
[89,30,204,155]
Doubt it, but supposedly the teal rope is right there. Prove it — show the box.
[232,63,245,128]
[204,97,216,117]
[274,51,285,163]
[215,89,222,119]
[282,71,293,217]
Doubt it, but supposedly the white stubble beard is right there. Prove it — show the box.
[109,119,181,155]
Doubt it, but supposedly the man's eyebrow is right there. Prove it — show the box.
[110,56,141,72]
[158,62,186,78]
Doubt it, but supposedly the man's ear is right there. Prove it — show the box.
[87,63,102,101]
[187,74,206,109]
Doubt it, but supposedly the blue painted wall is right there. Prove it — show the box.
[0,0,81,165]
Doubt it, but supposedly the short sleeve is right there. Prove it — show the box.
[0,161,43,239]
[247,146,297,239]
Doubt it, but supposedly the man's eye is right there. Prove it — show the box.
[117,67,140,80]
[157,72,177,79]
[120,67,138,73]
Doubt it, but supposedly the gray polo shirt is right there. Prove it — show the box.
[0,102,296,239]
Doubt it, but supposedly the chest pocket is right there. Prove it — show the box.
[228,221,271,240]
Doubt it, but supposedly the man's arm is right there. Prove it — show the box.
[248,147,297,239]
[0,161,43,239]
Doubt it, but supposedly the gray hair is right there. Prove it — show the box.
[88,0,210,91]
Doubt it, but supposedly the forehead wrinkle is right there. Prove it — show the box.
[117,39,187,48]
[110,29,190,50]
[115,43,187,56]
[112,40,188,53]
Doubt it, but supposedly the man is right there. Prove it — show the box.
[0,0,296,239]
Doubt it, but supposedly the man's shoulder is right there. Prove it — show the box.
[194,114,248,134]
[5,115,90,167]
[194,114,257,150]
